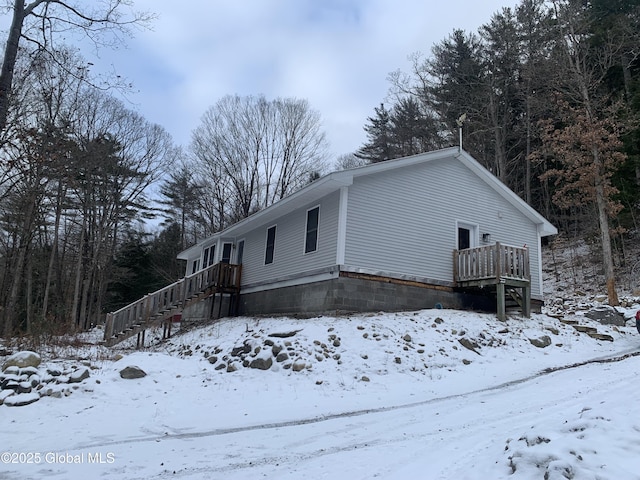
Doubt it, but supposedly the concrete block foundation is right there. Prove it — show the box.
[238,272,498,317]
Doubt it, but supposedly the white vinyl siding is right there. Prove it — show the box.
[344,158,544,297]
[239,191,340,286]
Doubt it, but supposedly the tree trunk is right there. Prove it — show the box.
[25,252,33,334]
[42,182,64,323]
[70,220,86,331]
[0,0,25,135]
[593,148,619,306]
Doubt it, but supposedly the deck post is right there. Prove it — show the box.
[522,285,531,318]
[497,281,506,321]
[104,313,113,341]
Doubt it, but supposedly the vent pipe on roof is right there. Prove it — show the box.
[456,113,467,152]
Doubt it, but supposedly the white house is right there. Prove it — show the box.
[176,147,557,319]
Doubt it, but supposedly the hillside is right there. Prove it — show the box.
[1,238,640,479]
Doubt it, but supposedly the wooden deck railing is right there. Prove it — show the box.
[104,262,241,344]
[453,242,530,284]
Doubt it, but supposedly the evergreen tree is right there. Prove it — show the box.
[355,103,395,163]
[158,166,202,249]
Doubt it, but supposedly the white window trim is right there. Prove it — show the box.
[236,238,245,264]
[455,221,479,250]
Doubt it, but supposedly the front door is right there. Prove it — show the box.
[458,227,471,250]
[222,243,233,264]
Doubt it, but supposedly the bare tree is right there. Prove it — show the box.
[542,0,640,305]
[0,0,154,136]
[190,95,329,227]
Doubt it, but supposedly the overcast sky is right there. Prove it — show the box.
[39,1,517,161]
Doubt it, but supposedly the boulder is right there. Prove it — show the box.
[292,360,306,372]
[249,357,272,370]
[68,368,90,383]
[119,366,147,379]
[458,338,481,355]
[529,335,552,348]
[2,351,41,371]
[276,352,289,363]
[0,389,15,404]
[585,308,626,326]
[4,392,40,407]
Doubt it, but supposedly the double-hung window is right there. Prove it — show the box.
[265,226,276,264]
[305,206,320,253]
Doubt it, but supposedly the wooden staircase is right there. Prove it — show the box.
[103,262,241,347]
[454,243,531,321]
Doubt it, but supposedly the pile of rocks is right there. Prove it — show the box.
[0,350,92,407]
[176,329,343,374]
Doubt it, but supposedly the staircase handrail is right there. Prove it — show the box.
[104,262,241,342]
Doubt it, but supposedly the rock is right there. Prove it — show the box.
[249,357,272,370]
[231,343,252,357]
[585,308,626,326]
[587,332,614,342]
[268,330,302,338]
[361,376,370,382]
[20,366,38,376]
[292,361,306,372]
[271,345,283,357]
[394,357,402,364]
[29,375,40,387]
[529,335,552,348]
[333,339,341,347]
[2,351,41,371]
[207,356,218,365]
[276,352,289,363]
[434,317,444,324]
[226,363,238,373]
[17,382,32,394]
[3,392,40,407]
[68,368,90,383]
[0,389,15,404]
[458,338,481,355]
[215,363,226,371]
[2,381,20,393]
[462,359,472,365]
[119,366,147,379]
[402,334,412,342]
[573,325,597,334]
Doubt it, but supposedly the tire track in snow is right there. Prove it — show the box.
[73,348,640,452]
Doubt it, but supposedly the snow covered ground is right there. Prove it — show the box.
[1,304,640,479]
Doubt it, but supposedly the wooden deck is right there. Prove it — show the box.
[103,262,241,347]
[453,243,531,320]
